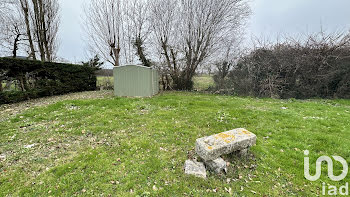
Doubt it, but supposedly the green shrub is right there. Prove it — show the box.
[0,58,97,104]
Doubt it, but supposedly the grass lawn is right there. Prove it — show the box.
[0,91,350,196]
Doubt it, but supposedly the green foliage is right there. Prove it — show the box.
[134,38,152,68]
[0,58,97,104]
[82,55,104,70]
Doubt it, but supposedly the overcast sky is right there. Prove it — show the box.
[57,0,350,63]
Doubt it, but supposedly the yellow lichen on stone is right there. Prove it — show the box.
[214,133,235,143]
[242,130,251,135]
[207,146,213,150]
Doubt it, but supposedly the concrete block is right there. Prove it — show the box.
[205,157,227,173]
[195,128,256,161]
[184,160,207,179]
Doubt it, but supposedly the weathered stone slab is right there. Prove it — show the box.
[184,160,207,179]
[195,128,256,161]
[205,157,227,174]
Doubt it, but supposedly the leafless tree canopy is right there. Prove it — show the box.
[84,0,250,89]
[124,0,152,67]
[150,0,250,90]
[0,0,60,61]
[84,0,124,67]
[31,0,60,61]
[84,0,153,67]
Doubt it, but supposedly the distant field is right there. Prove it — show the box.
[97,76,113,89]
[1,82,17,91]
[193,75,215,91]
[97,75,215,91]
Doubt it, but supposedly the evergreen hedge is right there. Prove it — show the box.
[0,58,97,104]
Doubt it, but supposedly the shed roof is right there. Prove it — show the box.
[117,65,153,69]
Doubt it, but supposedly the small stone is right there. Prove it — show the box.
[263,136,270,140]
[225,187,232,194]
[184,160,207,179]
[205,157,227,173]
[24,144,35,149]
[0,154,6,161]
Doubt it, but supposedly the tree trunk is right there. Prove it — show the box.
[112,47,120,67]
[32,0,46,61]
[39,0,51,61]
[12,34,21,58]
[134,37,151,67]
[173,69,195,90]
[20,0,36,60]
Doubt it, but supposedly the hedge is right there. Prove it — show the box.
[0,58,97,104]
[214,46,350,99]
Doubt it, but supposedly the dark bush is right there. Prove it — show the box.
[214,33,350,99]
[0,58,97,104]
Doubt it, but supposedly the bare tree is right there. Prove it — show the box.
[213,33,245,89]
[0,0,12,20]
[2,14,27,58]
[31,0,60,61]
[0,0,60,61]
[0,1,29,58]
[0,0,7,21]
[18,0,36,59]
[149,0,180,89]
[151,0,250,90]
[84,0,155,67]
[124,0,152,67]
[83,0,250,86]
[83,0,124,67]
[0,0,11,48]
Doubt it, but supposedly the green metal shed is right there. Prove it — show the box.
[113,65,159,97]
